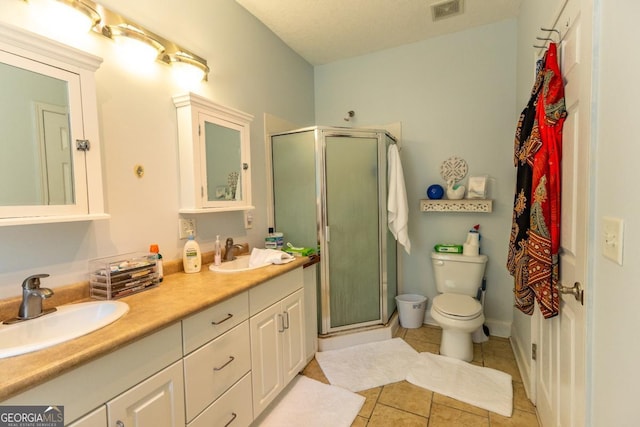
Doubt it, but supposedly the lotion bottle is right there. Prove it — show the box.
[183,233,202,273]
[214,235,222,266]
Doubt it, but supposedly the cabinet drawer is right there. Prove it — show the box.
[184,321,251,422]
[249,268,303,316]
[188,372,252,427]
[182,291,249,354]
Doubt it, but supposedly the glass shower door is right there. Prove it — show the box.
[324,135,381,329]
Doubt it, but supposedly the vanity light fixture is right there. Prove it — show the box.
[170,51,210,82]
[23,0,210,82]
[25,0,101,37]
[103,23,165,64]
[54,0,101,31]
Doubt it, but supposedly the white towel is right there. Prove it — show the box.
[387,144,411,254]
[249,247,295,267]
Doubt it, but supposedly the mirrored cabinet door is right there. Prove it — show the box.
[0,22,106,226]
[174,93,253,213]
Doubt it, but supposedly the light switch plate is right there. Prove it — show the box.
[178,218,196,239]
[602,216,623,265]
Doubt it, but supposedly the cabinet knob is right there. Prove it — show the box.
[116,421,125,427]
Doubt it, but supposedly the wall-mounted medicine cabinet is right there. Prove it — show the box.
[173,93,254,213]
[0,22,107,226]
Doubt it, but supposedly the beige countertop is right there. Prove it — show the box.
[0,255,314,401]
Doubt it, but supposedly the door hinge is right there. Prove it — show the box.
[76,139,90,151]
[198,124,201,136]
[531,343,537,361]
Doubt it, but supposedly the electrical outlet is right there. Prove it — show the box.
[178,218,196,239]
[602,216,623,265]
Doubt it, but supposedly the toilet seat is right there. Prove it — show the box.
[432,293,482,320]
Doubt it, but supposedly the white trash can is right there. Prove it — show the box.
[395,294,428,329]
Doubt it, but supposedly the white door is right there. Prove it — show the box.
[37,103,73,205]
[535,0,592,425]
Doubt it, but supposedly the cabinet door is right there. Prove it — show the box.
[250,302,284,417]
[281,289,306,384]
[68,406,107,427]
[107,361,185,427]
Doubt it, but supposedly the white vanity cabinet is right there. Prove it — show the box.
[1,267,308,427]
[249,269,305,418]
[107,361,185,427]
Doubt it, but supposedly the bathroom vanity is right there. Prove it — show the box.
[0,257,312,427]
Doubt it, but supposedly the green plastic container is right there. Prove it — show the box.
[434,244,463,254]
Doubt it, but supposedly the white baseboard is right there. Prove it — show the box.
[510,323,534,402]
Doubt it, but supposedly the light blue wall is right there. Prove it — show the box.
[0,0,315,297]
[314,19,518,335]
[592,0,640,423]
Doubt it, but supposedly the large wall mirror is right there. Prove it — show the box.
[0,22,106,225]
[174,93,253,212]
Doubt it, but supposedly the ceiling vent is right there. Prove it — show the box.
[431,0,464,21]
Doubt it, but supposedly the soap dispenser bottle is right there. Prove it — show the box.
[214,235,222,266]
[183,233,202,273]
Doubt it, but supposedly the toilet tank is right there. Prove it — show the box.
[431,252,488,296]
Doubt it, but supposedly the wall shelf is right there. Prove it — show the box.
[420,199,493,213]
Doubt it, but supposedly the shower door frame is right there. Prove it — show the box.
[317,128,393,334]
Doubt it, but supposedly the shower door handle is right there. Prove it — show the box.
[325,226,330,242]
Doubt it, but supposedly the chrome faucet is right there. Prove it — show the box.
[224,238,244,261]
[18,274,55,320]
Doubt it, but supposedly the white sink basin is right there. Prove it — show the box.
[0,300,129,359]
[209,255,270,273]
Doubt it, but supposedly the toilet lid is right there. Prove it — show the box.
[433,294,482,319]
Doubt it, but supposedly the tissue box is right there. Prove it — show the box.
[89,253,159,300]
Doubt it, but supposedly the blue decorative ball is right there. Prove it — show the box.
[427,184,444,200]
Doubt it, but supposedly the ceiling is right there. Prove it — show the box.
[235,0,522,65]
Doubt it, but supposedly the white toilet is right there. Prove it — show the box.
[430,251,488,362]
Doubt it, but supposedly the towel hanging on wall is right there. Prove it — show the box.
[387,144,411,254]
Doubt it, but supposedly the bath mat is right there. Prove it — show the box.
[406,352,513,417]
[315,338,419,392]
[256,375,365,427]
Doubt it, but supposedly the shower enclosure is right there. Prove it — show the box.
[271,127,398,335]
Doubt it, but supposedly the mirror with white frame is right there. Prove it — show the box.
[0,22,106,225]
[174,93,253,212]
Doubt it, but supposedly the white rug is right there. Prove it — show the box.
[257,376,365,427]
[406,352,513,417]
[315,337,419,392]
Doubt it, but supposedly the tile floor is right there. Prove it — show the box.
[302,325,540,426]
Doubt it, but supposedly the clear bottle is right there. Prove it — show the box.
[183,233,202,273]
[149,244,164,282]
[214,235,222,266]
